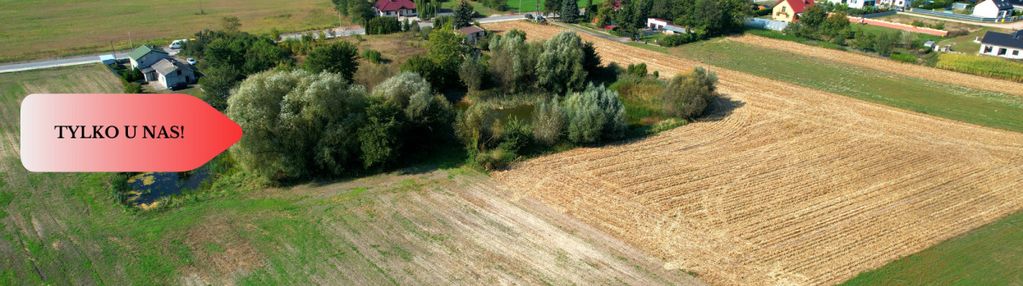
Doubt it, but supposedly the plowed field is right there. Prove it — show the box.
[485,21,1023,286]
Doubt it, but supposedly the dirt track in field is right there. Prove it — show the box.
[485,21,1023,286]
[729,34,1023,97]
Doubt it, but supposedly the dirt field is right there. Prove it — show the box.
[0,0,337,63]
[729,34,1023,97]
[485,21,1023,286]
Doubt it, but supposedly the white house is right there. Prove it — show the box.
[152,58,196,90]
[373,0,417,17]
[128,45,169,82]
[979,30,1023,59]
[878,0,911,10]
[972,0,1014,18]
[826,0,876,9]
[646,18,687,34]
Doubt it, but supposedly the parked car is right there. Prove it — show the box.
[169,39,188,49]
[186,58,197,65]
[525,13,534,20]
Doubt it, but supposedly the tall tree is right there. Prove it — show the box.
[535,32,587,94]
[304,41,360,81]
[545,0,563,15]
[454,0,475,28]
[561,0,579,23]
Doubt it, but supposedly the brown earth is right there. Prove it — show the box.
[485,21,1023,286]
[729,34,1023,97]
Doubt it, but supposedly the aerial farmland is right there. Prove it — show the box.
[2,0,1023,285]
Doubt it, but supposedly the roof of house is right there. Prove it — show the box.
[981,30,1023,49]
[777,0,815,12]
[128,45,167,61]
[152,58,188,75]
[457,26,484,35]
[980,0,1015,10]
[374,0,415,11]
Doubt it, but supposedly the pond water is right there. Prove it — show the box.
[125,167,210,205]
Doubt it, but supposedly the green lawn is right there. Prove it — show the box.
[841,210,1023,285]
[0,0,339,63]
[655,39,1023,133]
[505,0,604,13]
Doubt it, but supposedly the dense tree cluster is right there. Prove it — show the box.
[183,22,292,110]
[227,70,453,182]
[661,67,717,119]
[598,0,753,38]
[303,41,360,81]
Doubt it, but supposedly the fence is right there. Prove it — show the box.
[860,10,898,18]
[908,8,1020,23]
[847,16,950,37]
[745,18,789,31]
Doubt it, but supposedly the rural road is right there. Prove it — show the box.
[0,52,129,74]
[0,14,528,74]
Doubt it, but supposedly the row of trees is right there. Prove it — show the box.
[594,0,753,38]
[471,31,600,95]
[784,5,914,56]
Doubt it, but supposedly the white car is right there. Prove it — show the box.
[169,39,187,49]
[186,58,197,65]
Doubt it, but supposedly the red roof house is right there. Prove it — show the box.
[374,0,417,17]
[772,0,814,22]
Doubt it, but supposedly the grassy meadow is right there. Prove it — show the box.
[841,210,1023,285]
[0,0,339,63]
[654,39,1023,133]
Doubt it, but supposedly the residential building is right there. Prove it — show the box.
[373,0,417,17]
[826,0,876,9]
[972,0,1013,18]
[773,0,815,22]
[457,25,485,44]
[152,58,196,90]
[646,18,687,34]
[878,0,911,10]
[128,45,169,81]
[979,30,1023,59]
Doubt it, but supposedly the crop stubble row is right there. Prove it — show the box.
[485,21,1023,286]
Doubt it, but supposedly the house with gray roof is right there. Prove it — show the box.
[979,30,1023,59]
[128,45,170,82]
[972,0,1014,18]
[151,58,195,90]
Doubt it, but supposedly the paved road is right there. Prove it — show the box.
[0,52,129,74]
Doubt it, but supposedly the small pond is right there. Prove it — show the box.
[125,166,210,206]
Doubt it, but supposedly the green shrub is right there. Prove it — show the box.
[661,67,717,119]
[890,52,917,64]
[564,84,627,144]
[362,49,383,63]
[626,63,648,77]
[659,33,696,47]
[531,97,566,146]
[122,80,143,93]
[367,17,402,34]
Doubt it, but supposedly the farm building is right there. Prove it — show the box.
[978,30,1023,59]
[972,0,1014,18]
[773,0,815,22]
[457,25,485,44]
[646,18,687,34]
[128,45,169,81]
[826,0,876,9]
[151,58,195,90]
[373,0,417,17]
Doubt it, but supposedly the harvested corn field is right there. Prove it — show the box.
[485,21,1023,286]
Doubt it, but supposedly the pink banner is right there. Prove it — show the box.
[20,93,242,172]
